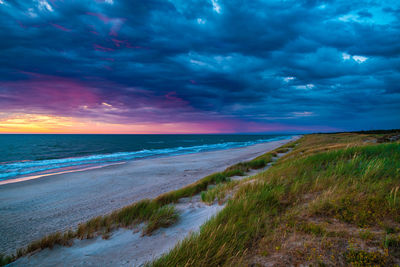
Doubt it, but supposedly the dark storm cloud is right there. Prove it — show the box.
[0,0,399,131]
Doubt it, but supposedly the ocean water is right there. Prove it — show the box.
[0,134,292,182]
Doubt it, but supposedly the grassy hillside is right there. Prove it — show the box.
[151,133,400,266]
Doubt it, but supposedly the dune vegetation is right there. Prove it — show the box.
[150,132,400,266]
[2,131,399,266]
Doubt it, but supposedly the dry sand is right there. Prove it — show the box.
[0,137,298,257]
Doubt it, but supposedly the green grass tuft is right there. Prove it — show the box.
[298,222,326,236]
[201,180,239,204]
[0,254,14,266]
[359,229,374,241]
[143,206,180,235]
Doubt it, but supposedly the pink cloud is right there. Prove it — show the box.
[0,73,334,134]
[109,38,145,50]
[125,44,145,49]
[50,23,71,32]
[86,12,111,23]
[17,21,27,29]
[109,29,118,36]
[0,72,100,114]
[111,38,126,47]
[94,44,114,52]
[158,91,189,108]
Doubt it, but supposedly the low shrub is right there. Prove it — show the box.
[344,249,387,266]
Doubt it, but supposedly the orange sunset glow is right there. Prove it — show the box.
[0,113,241,134]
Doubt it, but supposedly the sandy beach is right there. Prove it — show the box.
[0,137,297,256]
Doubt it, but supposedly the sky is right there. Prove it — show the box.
[0,0,399,134]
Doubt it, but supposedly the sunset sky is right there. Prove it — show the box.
[0,0,399,133]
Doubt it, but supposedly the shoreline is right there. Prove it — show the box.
[0,136,299,255]
[0,136,294,186]
[0,162,127,186]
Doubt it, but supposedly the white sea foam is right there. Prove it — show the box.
[0,136,291,181]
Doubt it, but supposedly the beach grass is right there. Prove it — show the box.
[0,199,178,265]
[143,205,179,236]
[150,133,400,266]
[154,154,275,206]
[154,172,232,205]
[0,255,13,266]
[200,180,240,204]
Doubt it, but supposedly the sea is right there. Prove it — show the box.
[0,134,293,182]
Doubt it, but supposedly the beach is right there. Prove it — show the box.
[0,136,298,256]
